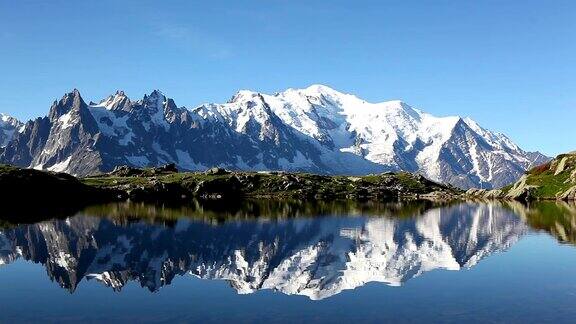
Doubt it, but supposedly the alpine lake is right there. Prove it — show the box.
[0,199,575,323]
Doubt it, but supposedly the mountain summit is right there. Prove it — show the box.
[0,85,549,188]
[0,113,24,147]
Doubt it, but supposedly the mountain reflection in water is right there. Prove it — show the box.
[0,200,574,300]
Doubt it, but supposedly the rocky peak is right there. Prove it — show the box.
[0,113,24,147]
[0,113,22,127]
[298,84,347,99]
[228,90,261,104]
[140,90,168,113]
[97,90,131,111]
[143,89,165,102]
[48,89,88,121]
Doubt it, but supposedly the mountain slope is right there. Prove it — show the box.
[0,86,549,188]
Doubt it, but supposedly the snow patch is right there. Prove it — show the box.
[47,156,72,173]
[58,112,75,129]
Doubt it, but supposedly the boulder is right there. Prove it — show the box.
[150,163,178,174]
[204,167,230,175]
[484,189,505,199]
[505,175,538,200]
[108,165,143,177]
[559,186,576,200]
[280,174,302,190]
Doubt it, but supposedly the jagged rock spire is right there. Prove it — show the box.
[48,89,87,120]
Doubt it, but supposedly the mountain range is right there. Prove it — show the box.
[0,85,549,189]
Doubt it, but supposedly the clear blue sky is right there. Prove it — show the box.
[0,0,574,156]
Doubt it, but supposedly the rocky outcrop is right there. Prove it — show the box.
[107,163,178,177]
[204,167,230,175]
[503,175,538,200]
[466,152,576,201]
[0,164,117,219]
[465,188,506,199]
[559,186,576,200]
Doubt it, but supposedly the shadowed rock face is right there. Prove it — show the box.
[0,202,529,299]
[0,86,548,189]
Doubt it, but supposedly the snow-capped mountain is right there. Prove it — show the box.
[0,113,24,148]
[0,86,549,188]
[0,203,527,299]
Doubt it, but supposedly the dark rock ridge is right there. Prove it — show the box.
[0,164,114,205]
[0,86,550,189]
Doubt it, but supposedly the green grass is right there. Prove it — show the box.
[80,170,458,200]
[0,164,19,174]
[511,153,576,199]
[83,172,233,187]
[82,176,150,187]
[528,171,572,198]
[500,183,514,194]
[395,172,427,192]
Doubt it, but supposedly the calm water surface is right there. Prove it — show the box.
[1,200,575,323]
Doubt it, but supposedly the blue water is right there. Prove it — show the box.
[0,201,575,323]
